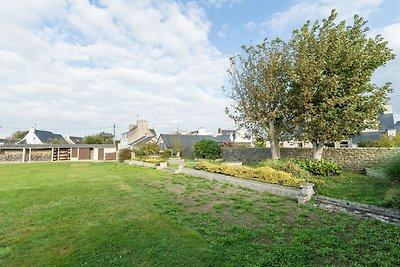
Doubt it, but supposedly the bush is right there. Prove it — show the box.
[382,154,400,181]
[134,142,160,157]
[295,160,342,176]
[258,159,311,179]
[194,140,221,159]
[383,188,400,209]
[118,148,132,162]
[357,140,379,147]
[194,162,306,188]
[160,149,172,159]
[358,135,400,147]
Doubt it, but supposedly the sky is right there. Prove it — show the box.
[1,0,399,138]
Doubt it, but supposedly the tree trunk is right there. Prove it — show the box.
[312,141,324,160]
[268,120,281,160]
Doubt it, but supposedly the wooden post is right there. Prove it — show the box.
[51,148,54,162]
[57,147,60,161]
[22,148,26,162]
[29,148,32,162]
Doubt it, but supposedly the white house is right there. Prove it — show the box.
[17,128,66,144]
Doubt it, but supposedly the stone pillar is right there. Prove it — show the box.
[297,183,315,204]
[51,148,54,162]
[22,148,26,162]
[29,148,32,162]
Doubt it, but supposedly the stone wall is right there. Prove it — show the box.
[222,147,400,172]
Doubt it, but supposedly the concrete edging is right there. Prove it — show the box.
[314,195,400,225]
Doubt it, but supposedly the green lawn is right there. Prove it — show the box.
[1,162,399,266]
[315,172,400,207]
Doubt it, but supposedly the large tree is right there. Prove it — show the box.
[8,130,28,140]
[226,38,292,159]
[82,132,114,144]
[289,10,395,160]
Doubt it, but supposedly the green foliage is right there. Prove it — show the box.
[383,188,400,209]
[49,138,68,144]
[194,140,221,159]
[9,130,28,140]
[295,160,342,176]
[258,159,311,179]
[194,162,306,188]
[288,10,395,159]
[382,153,400,181]
[358,135,400,147]
[170,135,184,156]
[316,171,400,207]
[118,148,132,162]
[160,149,172,159]
[226,38,292,159]
[134,142,160,157]
[82,132,114,144]
[254,138,266,148]
[357,140,379,147]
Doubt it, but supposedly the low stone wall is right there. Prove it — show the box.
[222,147,400,172]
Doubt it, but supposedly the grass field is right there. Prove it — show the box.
[1,162,399,266]
[315,172,400,207]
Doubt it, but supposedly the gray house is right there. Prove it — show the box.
[157,134,229,157]
[352,113,396,146]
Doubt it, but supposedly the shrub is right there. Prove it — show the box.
[194,162,306,188]
[194,140,221,159]
[134,142,160,157]
[357,140,379,147]
[258,159,311,179]
[358,135,400,148]
[383,188,400,209]
[118,148,132,162]
[160,149,172,159]
[382,154,400,181]
[295,160,342,176]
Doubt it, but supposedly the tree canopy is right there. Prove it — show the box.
[82,132,114,144]
[289,10,395,159]
[226,9,395,160]
[226,38,292,159]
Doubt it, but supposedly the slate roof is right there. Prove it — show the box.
[395,121,400,128]
[129,135,155,146]
[378,113,395,130]
[69,136,83,144]
[158,134,229,149]
[122,125,137,135]
[34,130,66,143]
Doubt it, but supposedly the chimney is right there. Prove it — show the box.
[137,120,149,136]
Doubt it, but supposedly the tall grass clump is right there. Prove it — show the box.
[383,153,400,181]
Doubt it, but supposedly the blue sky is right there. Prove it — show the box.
[0,0,399,138]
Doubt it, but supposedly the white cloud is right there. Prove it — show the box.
[244,21,258,32]
[207,0,242,8]
[263,0,384,34]
[217,23,230,38]
[0,0,233,137]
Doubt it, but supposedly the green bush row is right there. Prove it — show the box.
[294,160,342,176]
[194,162,306,188]
[358,135,400,147]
